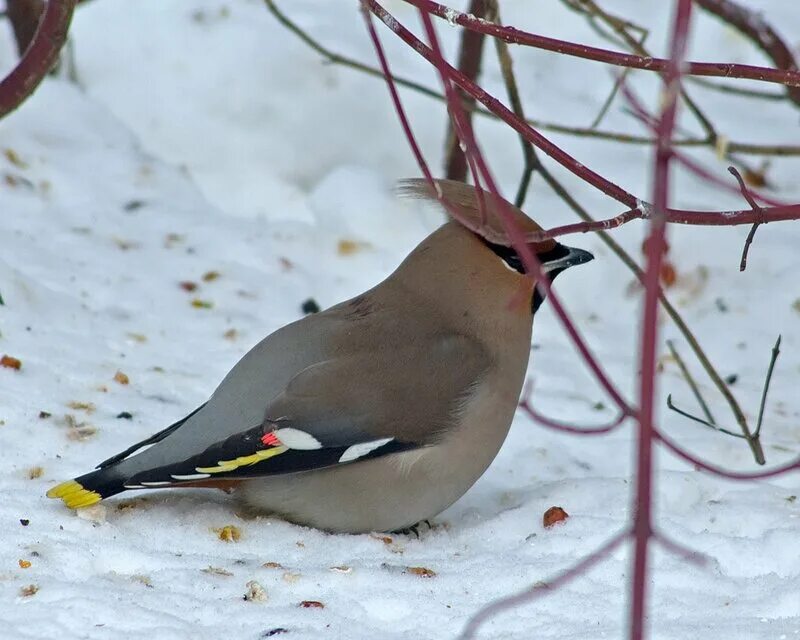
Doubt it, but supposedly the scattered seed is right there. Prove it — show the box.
[329,565,352,574]
[67,402,95,414]
[1,354,22,370]
[19,584,38,597]
[407,566,436,578]
[543,506,569,528]
[28,466,43,480]
[202,270,221,282]
[114,371,130,385]
[202,566,233,577]
[191,299,213,309]
[179,281,198,292]
[38,411,51,419]
[215,525,241,542]
[298,600,324,609]
[337,239,368,256]
[18,559,31,569]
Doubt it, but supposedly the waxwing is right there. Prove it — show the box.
[48,179,593,533]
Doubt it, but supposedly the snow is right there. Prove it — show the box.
[1,0,799,638]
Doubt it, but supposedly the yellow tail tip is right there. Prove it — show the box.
[46,480,102,509]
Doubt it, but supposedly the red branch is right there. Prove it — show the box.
[655,427,800,479]
[519,382,630,435]
[404,0,800,88]
[630,4,692,638]
[361,2,800,639]
[619,80,790,209]
[695,0,800,106]
[418,9,635,415]
[362,0,800,228]
[458,529,630,640]
[0,0,77,118]
[444,0,488,182]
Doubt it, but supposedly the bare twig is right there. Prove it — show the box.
[264,0,800,157]
[484,0,537,207]
[754,336,781,439]
[666,339,716,426]
[727,166,765,271]
[688,76,785,101]
[5,0,44,56]
[459,530,630,640]
[519,382,630,435]
[666,395,746,438]
[444,0,488,182]
[405,0,800,88]
[695,0,800,107]
[0,0,77,119]
[656,427,799,479]
[629,3,693,636]
[365,1,800,227]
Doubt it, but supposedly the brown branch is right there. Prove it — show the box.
[666,395,746,439]
[365,2,800,226]
[264,0,800,157]
[444,0,488,181]
[754,336,781,439]
[406,0,800,88]
[695,0,800,107]
[727,166,765,271]
[5,0,43,56]
[484,0,537,207]
[0,0,77,119]
[666,339,716,426]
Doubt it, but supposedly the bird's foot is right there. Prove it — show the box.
[392,519,433,539]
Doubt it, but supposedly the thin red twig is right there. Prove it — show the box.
[519,382,630,435]
[405,0,800,88]
[619,79,789,209]
[694,0,800,105]
[629,3,693,638]
[401,7,636,414]
[0,0,77,118]
[363,0,800,228]
[655,427,800,479]
[727,166,765,271]
[458,529,630,640]
[444,0,488,182]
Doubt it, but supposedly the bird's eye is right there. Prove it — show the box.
[484,241,526,274]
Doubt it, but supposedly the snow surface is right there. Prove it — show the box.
[1,1,799,638]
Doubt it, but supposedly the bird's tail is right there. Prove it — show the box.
[46,467,127,509]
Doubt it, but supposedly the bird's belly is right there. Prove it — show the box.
[237,377,521,533]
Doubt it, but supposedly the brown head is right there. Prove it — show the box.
[398,179,594,313]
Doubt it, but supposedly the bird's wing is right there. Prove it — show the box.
[120,334,490,488]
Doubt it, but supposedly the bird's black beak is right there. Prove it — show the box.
[541,245,594,274]
[532,245,593,314]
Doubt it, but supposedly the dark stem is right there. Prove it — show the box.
[444,0,488,182]
[666,339,716,426]
[754,336,781,439]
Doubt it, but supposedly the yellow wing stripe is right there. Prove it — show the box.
[196,446,289,474]
[46,480,102,509]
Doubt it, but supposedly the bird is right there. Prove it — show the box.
[47,179,593,534]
